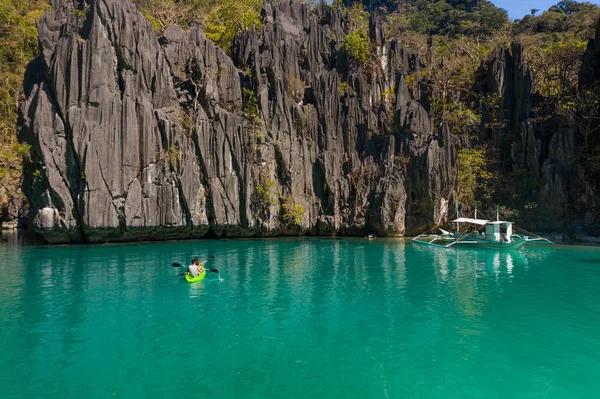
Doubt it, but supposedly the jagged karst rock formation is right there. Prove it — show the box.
[19,0,457,243]
[17,0,600,243]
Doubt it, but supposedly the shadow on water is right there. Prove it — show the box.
[0,229,45,247]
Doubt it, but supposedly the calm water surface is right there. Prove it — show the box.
[1,236,599,398]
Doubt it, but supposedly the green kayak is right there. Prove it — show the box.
[184,270,206,283]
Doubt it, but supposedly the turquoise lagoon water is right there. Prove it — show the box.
[1,237,600,398]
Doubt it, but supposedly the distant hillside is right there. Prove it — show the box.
[514,1,600,96]
[359,0,509,36]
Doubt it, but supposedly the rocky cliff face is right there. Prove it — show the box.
[17,0,600,243]
[475,36,600,234]
[19,0,457,243]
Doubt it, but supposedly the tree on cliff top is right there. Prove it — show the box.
[204,0,263,51]
[134,0,218,29]
[341,2,372,64]
[134,0,263,52]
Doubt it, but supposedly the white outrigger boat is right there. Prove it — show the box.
[413,207,554,249]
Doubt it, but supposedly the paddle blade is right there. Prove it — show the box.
[177,273,186,277]
[172,262,183,267]
[208,268,220,273]
[204,255,215,263]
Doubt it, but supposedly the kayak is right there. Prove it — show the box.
[184,270,206,283]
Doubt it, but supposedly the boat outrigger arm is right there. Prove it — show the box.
[413,217,554,249]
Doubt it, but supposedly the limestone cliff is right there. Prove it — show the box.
[19,0,457,243]
[17,0,600,243]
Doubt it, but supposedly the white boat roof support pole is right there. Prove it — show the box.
[456,204,460,234]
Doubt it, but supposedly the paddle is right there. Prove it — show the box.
[177,269,220,277]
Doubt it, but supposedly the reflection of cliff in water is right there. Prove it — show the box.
[0,230,45,246]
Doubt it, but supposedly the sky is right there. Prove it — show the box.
[491,0,600,20]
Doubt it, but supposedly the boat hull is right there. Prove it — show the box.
[184,270,206,283]
[413,236,527,250]
[463,239,526,250]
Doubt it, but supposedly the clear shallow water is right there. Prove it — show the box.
[1,237,600,399]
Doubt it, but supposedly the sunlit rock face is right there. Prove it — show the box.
[19,0,460,243]
[19,0,600,243]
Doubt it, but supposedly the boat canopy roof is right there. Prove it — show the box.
[453,218,488,225]
[452,218,512,226]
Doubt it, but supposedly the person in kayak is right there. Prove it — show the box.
[188,257,205,277]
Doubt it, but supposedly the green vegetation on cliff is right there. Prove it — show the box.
[515,1,599,97]
[133,0,218,29]
[0,0,47,211]
[379,0,509,37]
[133,0,263,51]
